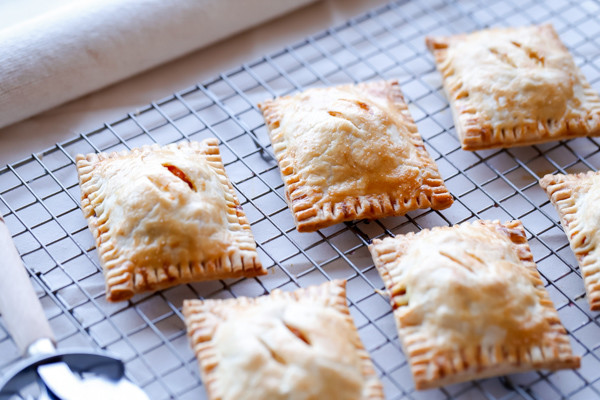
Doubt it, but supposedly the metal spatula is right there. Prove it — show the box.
[0,216,149,400]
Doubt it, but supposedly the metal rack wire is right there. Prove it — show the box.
[1,0,600,398]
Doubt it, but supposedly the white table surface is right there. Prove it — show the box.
[0,0,388,166]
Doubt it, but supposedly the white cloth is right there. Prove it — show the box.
[0,0,316,129]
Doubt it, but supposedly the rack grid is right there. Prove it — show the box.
[1,0,600,398]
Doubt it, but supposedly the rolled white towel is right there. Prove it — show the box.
[0,0,317,129]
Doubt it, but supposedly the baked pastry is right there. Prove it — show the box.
[76,139,265,301]
[368,219,580,390]
[540,171,600,311]
[258,80,453,232]
[426,24,600,150]
[183,280,384,400]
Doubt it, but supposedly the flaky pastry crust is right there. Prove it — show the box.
[183,280,384,400]
[76,139,265,301]
[426,24,600,150]
[369,220,579,390]
[258,80,453,232]
[540,170,600,311]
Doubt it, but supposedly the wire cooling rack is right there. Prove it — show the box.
[1,0,600,398]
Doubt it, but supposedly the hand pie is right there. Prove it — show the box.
[258,80,453,232]
[540,170,600,311]
[426,24,600,150]
[76,139,265,302]
[368,220,580,390]
[183,280,384,400]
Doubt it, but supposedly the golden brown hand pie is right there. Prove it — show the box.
[76,139,265,302]
[258,80,453,232]
[426,24,600,150]
[183,280,384,400]
[540,170,600,311]
[368,219,580,390]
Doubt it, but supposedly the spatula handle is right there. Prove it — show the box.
[0,216,55,355]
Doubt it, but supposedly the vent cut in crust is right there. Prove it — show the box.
[426,24,600,150]
[76,139,265,302]
[368,219,580,390]
[540,170,600,311]
[258,80,453,232]
[183,280,384,400]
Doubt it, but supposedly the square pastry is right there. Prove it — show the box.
[258,80,453,232]
[426,24,600,150]
[368,220,580,390]
[183,280,384,400]
[76,139,265,301]
[540,170,600,311]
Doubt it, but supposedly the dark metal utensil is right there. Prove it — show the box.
[0,216,149,400]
